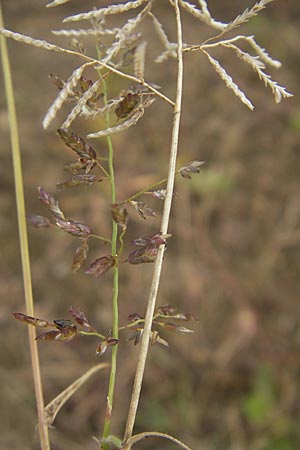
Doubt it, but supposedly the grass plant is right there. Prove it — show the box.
[0,1,292,449]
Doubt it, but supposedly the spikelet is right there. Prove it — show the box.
[203,50,254,110]
[134,41,147,78]
[149,12,170,48]
[43,61,96,129]
[61,77,104,129]
[52,28,111,37]
[226,44,293,103]
[63,0,148,23]
[0,27,68,52]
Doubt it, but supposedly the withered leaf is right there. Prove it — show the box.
[111,203,128,229]
[56,174,103,189]
[56,219,93,238]
[12,312,52,328]
[38,186,65,221]
[27,214,51,228]
[85,255,116,278]
[179,161,205,179]
[129,200,156,220]
[71,240,89,273]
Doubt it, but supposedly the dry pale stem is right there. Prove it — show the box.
[123,0,184,446]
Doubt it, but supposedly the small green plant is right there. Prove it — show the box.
[0,1,292,449]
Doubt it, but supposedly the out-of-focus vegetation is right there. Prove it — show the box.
[1,1,299,449]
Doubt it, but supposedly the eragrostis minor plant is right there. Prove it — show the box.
[0,1,292,449]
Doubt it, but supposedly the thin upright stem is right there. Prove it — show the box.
[0,4,50,450]
[100,76,119,450]
[123,0,184,445]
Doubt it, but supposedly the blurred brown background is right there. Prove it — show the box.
[1,1,300,449]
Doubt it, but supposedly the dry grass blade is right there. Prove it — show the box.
[43,61,96,129]
[44,363,109,426]
[203,49,254,110]
[63,0,148,23]
[122,431,192,450]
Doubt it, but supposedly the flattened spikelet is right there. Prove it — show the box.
[203,50,254,110]
[63,0,148,23]
[52,28,107,37]
[43,61,96,129]
[134,41,147,78]
[149,12,170,48]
